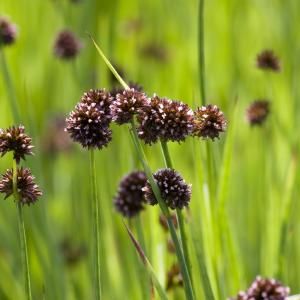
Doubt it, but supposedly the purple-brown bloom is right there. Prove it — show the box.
[143,168,191,210]
[0,167,42,206]
[137,95,194,144]
[54,30,82,59]
[0,17,17,47]
[114,171,147,218]
[230,276,290,300]
[256,50,281,72]
[65,89,113,149]
[110,82,144,99]
[246,100,270,126]
[110,88,149,124]
[0,126,34,163]
[166,264,183,291]
[193,104,227,140]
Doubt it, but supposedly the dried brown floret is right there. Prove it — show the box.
[256,50,281,72]
[0,167,42,205]
[193,104,227,140]
[246,100,270,126]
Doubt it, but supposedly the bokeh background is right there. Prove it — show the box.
[0,0,299,299]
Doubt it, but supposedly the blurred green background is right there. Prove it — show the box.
[0,0,299,299]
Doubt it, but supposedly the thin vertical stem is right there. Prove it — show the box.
[0,49,20,122]
[13,160,32,300]
[90,149,101,300]
[160,141,193,287]
[198,0,206,105]
[130,122,194,300]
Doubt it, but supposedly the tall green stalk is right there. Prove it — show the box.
[160,140,193,286]
[0,49,20,123]
[89,149,101,299]
[92,38,194,299]
[198,0,206,105]
[12,160,32,300]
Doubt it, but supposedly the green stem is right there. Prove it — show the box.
[198,0,206,105]
[0,48,20,122]
[89,149,101,300]
[135,215,150,300]
[13,160,32,300]
[160,141,193,287]
[130,121,194,300]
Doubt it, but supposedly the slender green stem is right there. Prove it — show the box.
[91,39,194,298]
[160,141,193,287]
[130,122,194,300]
[13,160,32,300]
[0,48,20,122]
[198,0,206,105]
[135,215,150,300]
[89,149,101,300]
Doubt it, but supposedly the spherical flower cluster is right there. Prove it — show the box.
[246,100,270,126]
[110,82,144,99]
[256,50,281,72]
[0,17,17,47]
[143,168,191,210]
[0,167,42,206]
[0,125,34,163]
[65,89,113,149]
[114,171,147,218]
[110,88,149,124]
[231,276,290,300]
[137,96,194,144]
[54,30,82,59]
[193,104,227,140]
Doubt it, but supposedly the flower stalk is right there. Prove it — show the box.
[89,149,101,299]
[13,159,32,300]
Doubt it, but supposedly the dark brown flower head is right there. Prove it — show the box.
[54,30,82,59]
[0,125,34,163]
[42,116,73,155]
[140,43,169,63]
[143,168,191,210]
[0,17,17,47]
[193,104,227,140]
[159,213,178,232]
[114,171,147,218]
[80,89,113,124]
[167,238,176,253]
[256,50,281,72]
[60,238,87,267]
[65,89,113,149]
[231,276,290,300]
[110,82,144,99]
[137,95,194,145]
[0,167,42,205]
[246,100,270,126]
[166,264,183,291]
[110,88,149,124]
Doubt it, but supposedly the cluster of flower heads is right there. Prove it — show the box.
[65,85,227,151]
[230,276,290,300]
[0,126,42,205]
[113,168,191,217]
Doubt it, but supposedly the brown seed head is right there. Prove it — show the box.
[193,104,227,140]
[0,125,34,163]
[54,30,82,59]
[166,264,183,291]
[110,88,149,124]
[114,171,147,218]
[137,95,194,144]
[65,89,113,149]
[0,17,17,47]
[230,276,290,300]
[143,168,191,210]
[256,50,281,72]
[246,100,270,126]
[0,167,42,206]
